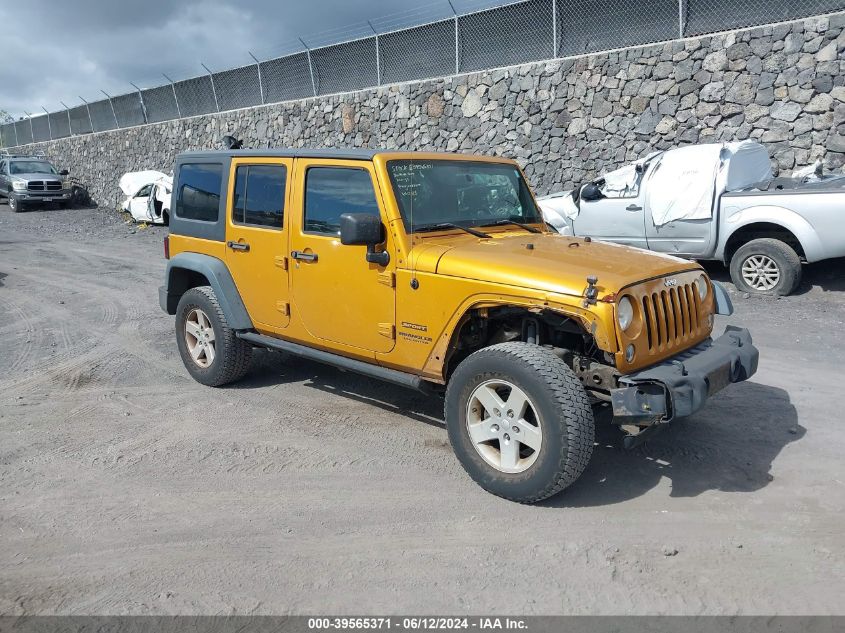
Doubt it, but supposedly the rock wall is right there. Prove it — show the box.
[6,12,844,206]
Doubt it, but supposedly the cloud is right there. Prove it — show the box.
[0,0,501,119]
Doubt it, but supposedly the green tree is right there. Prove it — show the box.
[0,109,13,124]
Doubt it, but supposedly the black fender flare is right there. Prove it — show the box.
[160,252,253,330]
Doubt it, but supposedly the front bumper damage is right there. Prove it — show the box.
[610,325,759,430]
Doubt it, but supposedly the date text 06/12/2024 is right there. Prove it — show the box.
[307,617,528,630]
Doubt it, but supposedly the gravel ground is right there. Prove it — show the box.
[1,204,843,615]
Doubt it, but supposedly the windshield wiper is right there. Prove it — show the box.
[480,219,542,233]
[413,222,491,238]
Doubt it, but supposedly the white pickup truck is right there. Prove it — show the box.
[538,141,845,296]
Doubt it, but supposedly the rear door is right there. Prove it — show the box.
[288,159,396,353]
[643,160,715,256]
[224,157,292,330]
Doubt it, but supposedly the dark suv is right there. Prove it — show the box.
[0,155,71,212]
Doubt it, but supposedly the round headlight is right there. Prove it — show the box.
[617,296,634,331]
[695,274,709,300]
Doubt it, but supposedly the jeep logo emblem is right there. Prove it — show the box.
[664,278,678,287]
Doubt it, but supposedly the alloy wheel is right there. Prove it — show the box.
[465,379,543,474]
[741,254,780,291]
[184,308,216,368]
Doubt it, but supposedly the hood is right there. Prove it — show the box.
[415,232,700,297]
[11,173,62,181]
[119,170,172,196]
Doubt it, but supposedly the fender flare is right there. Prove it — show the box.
[718,204,824,263]
[160,252,253,330]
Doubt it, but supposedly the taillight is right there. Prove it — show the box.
[163,235,170,259]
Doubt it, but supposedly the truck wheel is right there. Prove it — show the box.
[445,342,594,503]
[175,286,252,386]
[8,194,20,213]
[730,238,801,296]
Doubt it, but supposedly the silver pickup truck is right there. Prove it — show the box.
[0,154,71,212]
[539,141,845,296]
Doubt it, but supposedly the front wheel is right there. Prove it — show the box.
[445,342,594,503]
[175,286,252,386]
[729,238,802,296]
[8,194,20,213]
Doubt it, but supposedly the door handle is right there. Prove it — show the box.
[626,204,642,212]
[291,250,318,262]
[227,241,250,252]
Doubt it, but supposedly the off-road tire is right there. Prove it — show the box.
[445,342,594,503]
[730,238,801,296]
[175,286,252,386]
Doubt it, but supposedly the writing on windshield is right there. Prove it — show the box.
[387,159,542,232]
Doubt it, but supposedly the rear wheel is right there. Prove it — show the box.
[175,286,252,386]
[445,342,594,503]
[730,238,801,296]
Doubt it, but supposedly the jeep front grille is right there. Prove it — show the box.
[641,284,702,352]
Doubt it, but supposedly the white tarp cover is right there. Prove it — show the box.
[119,170,172,197]
[646,141,771,226]
[537,190,578,228]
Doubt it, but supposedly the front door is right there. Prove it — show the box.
[289,159,396,354]
[573,186,649,250]
[225,157,292,330]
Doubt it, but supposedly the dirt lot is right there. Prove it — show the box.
[1,204,843,616]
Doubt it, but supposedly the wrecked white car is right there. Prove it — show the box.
[538,141,845,296]
[120,171,172,225]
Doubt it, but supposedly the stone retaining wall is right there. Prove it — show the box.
[6,12,844,206]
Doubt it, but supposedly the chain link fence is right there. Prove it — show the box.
[2,0,843,148]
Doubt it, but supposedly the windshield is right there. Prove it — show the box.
[387,159,542,232]
[10,161,56,175]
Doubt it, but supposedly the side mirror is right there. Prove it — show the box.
[59,169,69,176]
[340,213,390,266]
[580,183,604,201]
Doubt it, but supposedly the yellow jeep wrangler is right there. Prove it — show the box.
[160,148,758,503]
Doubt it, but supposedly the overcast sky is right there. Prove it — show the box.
[0,0,510,120]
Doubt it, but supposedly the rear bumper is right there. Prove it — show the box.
[610,325,758,423]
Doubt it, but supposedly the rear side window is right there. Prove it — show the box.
[176,163,222,222]
[232,164,287,229]
[304,167,379,235]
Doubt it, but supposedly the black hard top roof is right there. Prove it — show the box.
[177,148,384,160]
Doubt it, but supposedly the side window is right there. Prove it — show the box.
[135,184,153,198]
[304,167,379,235]
[232,164,286,229]
[175,163,222,222]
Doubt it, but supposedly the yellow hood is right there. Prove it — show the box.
[410,232,701,297]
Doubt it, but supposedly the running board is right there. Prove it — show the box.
[236,331,432,392]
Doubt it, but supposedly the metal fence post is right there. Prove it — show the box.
[79,97,94,133]
[368,21,381,86]
[447,0,459,74]
[42,107,53,140]
[24,111,34,142]
[202,63,220,112]
[130,82,148,124]
[164,74,182,118]
[101,91,120,128]
[300,38,318,96]
[60,101,73,136]
[552,0,558,58]
[678,0,685,38]
[13,120,18,146]
[249,51,266,105]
